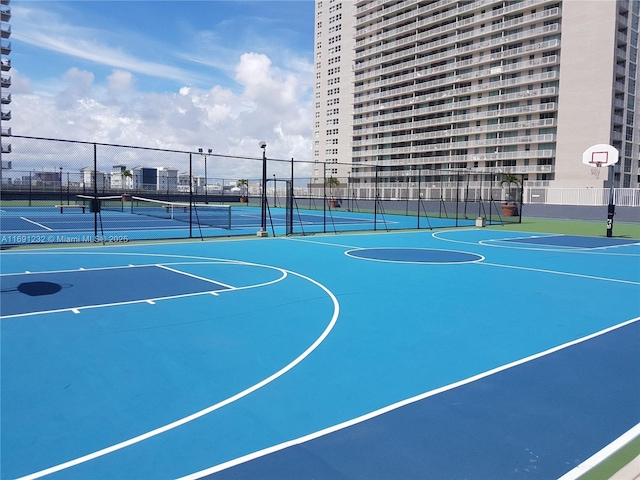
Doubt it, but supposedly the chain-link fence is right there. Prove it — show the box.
[0,136,522,246]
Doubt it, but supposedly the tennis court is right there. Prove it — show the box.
[0,200,478,245]
[1,228,639,479]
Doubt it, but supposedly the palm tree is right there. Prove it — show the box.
[326,176,341,207]
[500,174,521,203]
[121,169,132,191]
[237,179,249,201]
[326,176,340,195]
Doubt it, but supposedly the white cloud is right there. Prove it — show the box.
[55,67,95,109]
[11,53,313,179]
[107,70,135,96]
[7,2,314,179]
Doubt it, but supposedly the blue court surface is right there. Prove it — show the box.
[0,204,474,245]
[1,229,639,479]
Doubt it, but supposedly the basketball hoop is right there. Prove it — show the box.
[582,144,619,179]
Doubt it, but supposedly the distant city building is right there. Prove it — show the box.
[312,0,639,189]
[132,165,178,192]
[32,171,61,188]
[110,165,133,190]
[80,166,106,190]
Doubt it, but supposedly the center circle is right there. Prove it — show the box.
[345,248,484,264]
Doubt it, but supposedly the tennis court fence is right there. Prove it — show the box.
[0,135,634,246]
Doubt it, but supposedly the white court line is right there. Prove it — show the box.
[480,235,640,252]
[344,247,485,265]
[479,261,640,285]
[0,261,235,278]
[178,317,640,479]
[156,264,236,289]
[20,217,53,231]
[1,289,228,320]
[0,263,157,277]
[0,262,287,320]
[433,230,640,256]
[285,236,363,250]
[14,260,339,480]
[478,262,640,285]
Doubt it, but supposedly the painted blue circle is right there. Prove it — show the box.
[346,248,483,264]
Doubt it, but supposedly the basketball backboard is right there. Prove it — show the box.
[582,144,619,167]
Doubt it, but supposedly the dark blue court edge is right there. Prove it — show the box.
[206,321,640,480]
[0,266,227,316]
[505,235,638,248]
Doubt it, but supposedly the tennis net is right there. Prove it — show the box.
[76,194,125,212]
[130,196,232,229]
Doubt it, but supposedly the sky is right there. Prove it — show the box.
[7,0,316,178]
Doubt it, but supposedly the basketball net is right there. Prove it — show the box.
[590,162,602,179]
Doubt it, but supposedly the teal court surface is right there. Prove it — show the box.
[1,228,639,479]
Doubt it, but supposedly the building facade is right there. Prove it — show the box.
[312,0,639,193]
[312,0,356,187]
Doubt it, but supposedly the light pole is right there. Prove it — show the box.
[198,148,212,204]
[273,174,276,207]
[258,141,268,236]
[347,171,351,211]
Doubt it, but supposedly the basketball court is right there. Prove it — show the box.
[1,227,638,479]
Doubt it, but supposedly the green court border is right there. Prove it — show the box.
[488,217,640,240]
[496,217,640,480]
[577,435,640,480]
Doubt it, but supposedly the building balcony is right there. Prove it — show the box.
[353,118,557,139]
[1,143,10,154]
[353,139,556,158]
[354,54,559,87]
[355,20,560,64]
[616,31,628,45]
[1,22,10,39]
[352,133,556,151]
[356,0,422,32]
[1,126,10,136]
[351,163,554,181]
[0,75,10,88]
[1,7,10,22]
[1,40,10,55]
[354,87,556,117]
[354,121,558,144]
[356,5,560,54]
[617,13,628,27]
[349,154,556,171]
[1,92,10,104]
[1,109,10,121]
[353,0,423,16]
[355,70,559,102]
[353,99,557,128]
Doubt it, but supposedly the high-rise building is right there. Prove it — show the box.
[312,0,639,191]
[0,0,11,178]
[312,0,356,189]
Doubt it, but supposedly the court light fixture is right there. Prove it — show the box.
[258,141,268,237]
[198,148,213,204]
